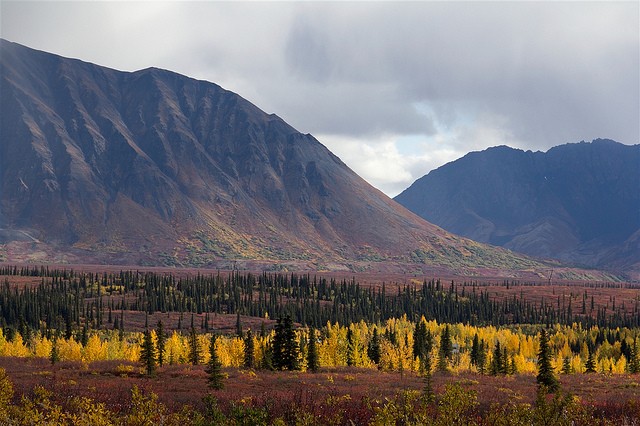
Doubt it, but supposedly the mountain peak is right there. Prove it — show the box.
[395,139,640,276]
[1,40,547,274]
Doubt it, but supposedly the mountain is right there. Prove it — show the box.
[0,40,573,276]
[395,140,640,277]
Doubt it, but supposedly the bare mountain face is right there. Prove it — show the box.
[395,140,640,277]
[0,40,560,274]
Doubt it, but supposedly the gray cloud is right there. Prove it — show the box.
[2,1,637,196]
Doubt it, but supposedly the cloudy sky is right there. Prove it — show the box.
[2,1,638,196]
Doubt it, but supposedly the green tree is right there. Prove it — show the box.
[156,320,166,367]
[438,325,452,372]
[561,356,572,374]
[272,315,299,371]
[346,327,355,367]
[470,333,480,367]
[536,329,559,392]
[437,326,452,372]
[413,320,428,360]
[629,337,640,374]
[206,334,224,390]
[261,341,274,371]
[368,327,381,366]
[422,352,435,404]
[236,312,242,337]
[307,327,320,372]
[140,328,157,376]
[49,337,60,365]
[188,324,202,366]
[585,348,596,373]
[243,329,255,369]
[489,341,504,376]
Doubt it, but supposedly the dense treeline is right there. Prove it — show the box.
[1,267,638,340]
[1,316,639,375]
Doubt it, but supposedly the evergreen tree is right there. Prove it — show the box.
[206,334,224,390]
[188,325,202,366]
[413,320,428,360]
[261,341,274,371]
[367,328,381,366]
[489,341,504,376]
[236,312,242,337]
[156,320,166,367]
[536,329,559,392]
[585,348,597,373]
[243,329,255,369]
[422,352,435,404]
[477,340,487,375]
[49,337,60,365]
[470,333,480,367]
[437,325,452,372]
[140,328,157,376]
[307,327,320,372]
[629,337,640,374]
[346,327,355,367]
[272,315,299,371]
[561,356,572,374]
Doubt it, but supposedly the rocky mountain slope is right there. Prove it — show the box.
[395,140,640,276]
[0,40,570,275]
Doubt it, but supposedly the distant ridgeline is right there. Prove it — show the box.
[1,266,638,335]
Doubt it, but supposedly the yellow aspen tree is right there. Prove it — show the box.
[513,353,536,373]
[614,355,627,373]
[3,333,29,357]
[82,334,107,363]
[58,338,83,361]
[165,331,188,364]
[319,322,346,367]
[32,335,53,358]
[571,354,584,373]
[378,338,397,371]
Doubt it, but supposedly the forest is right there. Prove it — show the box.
[0,266,639,424]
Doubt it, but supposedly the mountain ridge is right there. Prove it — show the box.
[395,139,640,277]
[0,40,616,279]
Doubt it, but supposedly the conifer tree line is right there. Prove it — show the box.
[1,267,638,341]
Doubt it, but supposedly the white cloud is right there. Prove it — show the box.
[2,1,637,196]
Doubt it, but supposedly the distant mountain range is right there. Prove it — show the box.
[0,39,557,276]
[395,140,640,277]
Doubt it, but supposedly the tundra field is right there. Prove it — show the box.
[0,265,639,424]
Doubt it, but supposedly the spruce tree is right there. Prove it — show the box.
[272,315,299,370]
[243,329,255,369]
[561,356,572,374]
[236,312,242,337]
[156,320,166,367]
[477,340,487,375]
[140,328,157,376]
[261,341,274,371]
[307,327,319,372]
[367,327,381,366]
[422,352,435,404]
[470,333,480,367]
[188,324,202,366]
[346,327,355,367]
[629,337,640,374]
[536,329,559,392]
[206,334,224,390]
[49,337,60,365]
[437,325,452,372]
[585,348,597,373]
[413,320,428,360]
[489,341,503,376]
